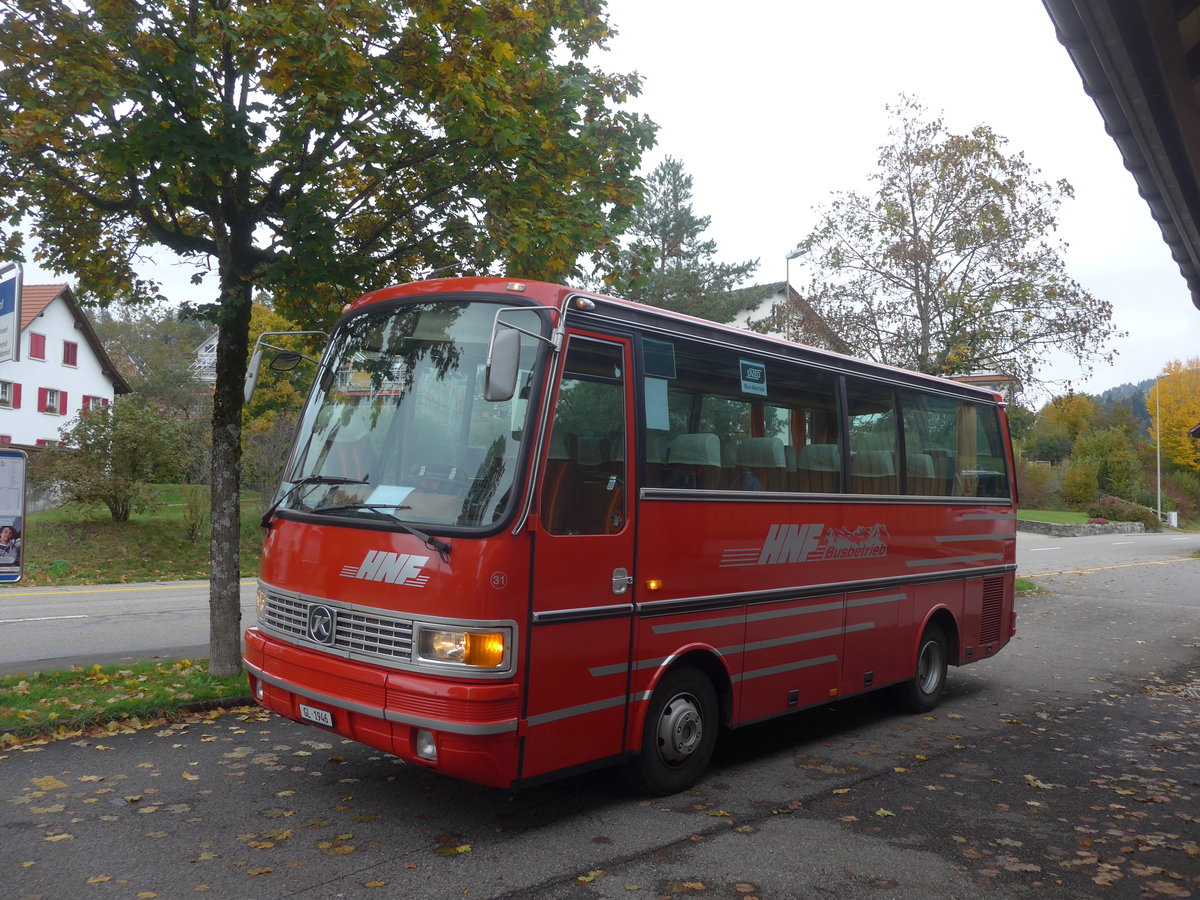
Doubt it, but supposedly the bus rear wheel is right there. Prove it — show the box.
[624,666,718,795]
[895,622,948,713]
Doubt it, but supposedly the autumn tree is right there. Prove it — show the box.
[0,0,655,675]
[39,398,197,521]
[604,156,758,321]
[93,303,212,418]
[1147,359,1200,472]
[785,96,1122,391]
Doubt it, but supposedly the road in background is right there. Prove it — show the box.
[1016,529,1198,577]
[0,580,257,673]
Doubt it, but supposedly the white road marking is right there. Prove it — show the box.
[0,614,89,625]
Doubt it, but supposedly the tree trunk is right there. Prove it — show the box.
[207,279,254,678]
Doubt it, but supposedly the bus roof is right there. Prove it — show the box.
[346,277,1006,404]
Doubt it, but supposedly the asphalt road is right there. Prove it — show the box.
[1,531,1197,898]
[0,580,258,674]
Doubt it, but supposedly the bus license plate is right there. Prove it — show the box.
[299,703,334,728]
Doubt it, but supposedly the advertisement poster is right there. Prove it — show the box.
[0,449,27,583]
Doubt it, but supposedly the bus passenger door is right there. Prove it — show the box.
[522,333,636,781]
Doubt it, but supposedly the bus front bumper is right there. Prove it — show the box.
[243,627,521,788]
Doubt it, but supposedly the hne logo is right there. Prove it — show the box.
[340,551,431,586]
[720,523,890,568]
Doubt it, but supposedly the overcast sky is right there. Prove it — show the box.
[18,1,1200,401]
[595,0,1200,399]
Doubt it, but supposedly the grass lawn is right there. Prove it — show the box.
[18,485,265,585]
[0,659,250,744]
[1016,509,1091,525]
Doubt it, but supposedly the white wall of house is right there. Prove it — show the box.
[0,296,116,446]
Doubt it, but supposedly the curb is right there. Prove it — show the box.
[1016,519,1146,537]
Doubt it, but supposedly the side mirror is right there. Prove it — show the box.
[244,346,264,404]
[484,328,521,402]
[269,350,303,372]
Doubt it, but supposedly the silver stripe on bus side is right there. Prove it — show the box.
[936,533,1016,542]
[734,654,839,683]
[737,622,873,655]
[907,553,1005,567]
[846,592,906,608]
[961,512,1016,520]
[245,661,519,736]
[525,694,628,727]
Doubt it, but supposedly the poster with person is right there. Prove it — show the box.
[0,449,27,582]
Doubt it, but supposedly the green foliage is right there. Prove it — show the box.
[1,0,655,675]
[1015,459,1057,509]
[603,156,758,321]
[1061,456,1099,509]
[38,399,198,522]
[92,303,212,417]
[791,96,1122,391]
[1071,426,1141,499]
[181,484,210,543]
[1085,496,1161,532]
[21,485,264,584]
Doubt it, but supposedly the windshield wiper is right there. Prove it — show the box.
[260,474,369,528]
[310,502,452,561]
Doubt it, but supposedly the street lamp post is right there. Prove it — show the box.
[1155,372,1163,523]
[784,247,805,331]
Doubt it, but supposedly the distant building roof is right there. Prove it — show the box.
[21,285,132,394]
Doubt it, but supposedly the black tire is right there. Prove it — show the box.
[895,622,949,713]
[623,666,718,795]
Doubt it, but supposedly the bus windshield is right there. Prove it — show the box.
[278,299,546,529]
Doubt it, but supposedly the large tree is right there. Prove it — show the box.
[0,0,655,676]
[785,96,1122,392]
[1147,358,1200,473]
[604,156,757,321]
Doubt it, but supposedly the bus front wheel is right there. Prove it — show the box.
[895,623,948,713]
[624,666,718,795]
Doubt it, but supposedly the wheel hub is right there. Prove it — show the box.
[656,693,702,763]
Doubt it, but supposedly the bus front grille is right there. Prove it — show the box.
[259,589,414,664]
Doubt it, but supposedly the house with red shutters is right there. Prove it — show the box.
[0,284,131,448]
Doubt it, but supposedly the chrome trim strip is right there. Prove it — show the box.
[962,512,1016,520]
[635,566,1014,618]
[245,660,519,736]
[532,603,634,625]
[639,488,1013,506]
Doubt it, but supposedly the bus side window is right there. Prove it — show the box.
[541,338,626,535]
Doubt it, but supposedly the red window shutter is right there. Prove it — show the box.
[30,333,45,360]
[0,436,10,445]
[59,391,67,415]
[82,395,90,413]
[37,387,47,412]
[11,384,20,410]
[35,439,46,447]
[63,341,78,366]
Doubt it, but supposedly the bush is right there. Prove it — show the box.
[1016,459,1055,508]
[1061,457,1099,509]
[1085,496,1162,532]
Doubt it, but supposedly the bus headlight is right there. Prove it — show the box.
[417,628,507,668]
[256,587,268,622]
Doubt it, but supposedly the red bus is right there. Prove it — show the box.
[243,277,1017,793]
